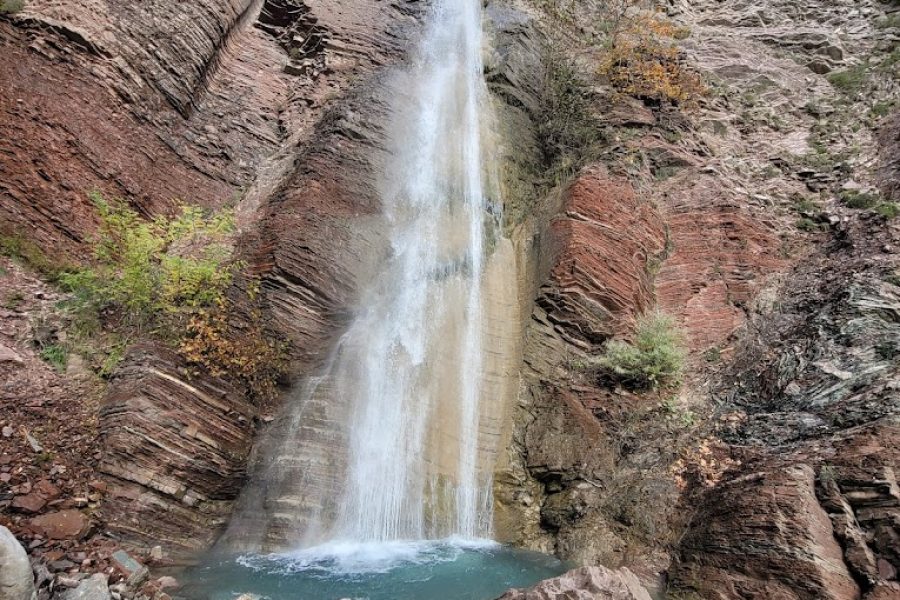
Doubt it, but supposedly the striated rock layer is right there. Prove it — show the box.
[0,0,425,558]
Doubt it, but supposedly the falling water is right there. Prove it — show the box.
[182,0,576,594]
[330,0,497,543]
[217,0,508,559]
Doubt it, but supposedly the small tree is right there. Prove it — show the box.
[595,311,685,389]
[61,193,236,334]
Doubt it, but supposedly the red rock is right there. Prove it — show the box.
[35,479,60,500]
[12,493,47,513]
[671,465,860,599]
[654,173,784,351]
[544,171,666,347]
[29,510,91,540]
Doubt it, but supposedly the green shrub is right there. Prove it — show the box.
[870,101,896,119]
[39,343,67,372]
[827,64,869,95]
[875,202,899,219]
[840,190,880,209]
[2,291,24,310]
[61,193,236,333]
[537,49,604,185]
[0,0,24,14]
[57,193,284,401]
[594,311,685,389]
[796,217,826,232]
[0,232,70,280]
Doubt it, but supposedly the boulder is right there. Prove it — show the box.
[0,525,36,600]
[63,574,111,600]
[495,566,652,600]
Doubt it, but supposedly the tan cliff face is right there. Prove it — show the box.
[1,0,899,597]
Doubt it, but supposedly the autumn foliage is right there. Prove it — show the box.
[179,307,285,403]
[600,13,706,106]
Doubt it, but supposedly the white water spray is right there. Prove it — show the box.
[328,0,497,543]
[218,0,508,557]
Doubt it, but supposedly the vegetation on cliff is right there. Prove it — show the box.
[593,311,685,389]
[8,193,287,400]
[0,0,24,14]
[599,12,705,106]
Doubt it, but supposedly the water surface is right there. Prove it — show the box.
[181,539,567,600]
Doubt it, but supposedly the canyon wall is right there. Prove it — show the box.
[487,0,900,597]
[1,0,899,597]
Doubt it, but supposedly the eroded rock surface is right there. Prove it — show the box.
[496,566,651,600]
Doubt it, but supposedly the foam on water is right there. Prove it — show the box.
[237,537,500,576]
[184,543,568,600]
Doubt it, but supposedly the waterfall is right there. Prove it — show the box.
[330,0,496,542]
[218,0,508,555]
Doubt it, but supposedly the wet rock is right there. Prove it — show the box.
[154,577,179,591]
[495,566,652,600]
[0,525,36,600]
[28,510,90,541]
[110,551,148,587]
[63,574,111,600]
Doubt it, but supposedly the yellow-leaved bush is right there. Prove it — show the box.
[600,13,706,106]
[61,193,285,401]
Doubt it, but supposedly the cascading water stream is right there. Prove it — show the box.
[329,0,495,544]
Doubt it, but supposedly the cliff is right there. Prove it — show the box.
[0,0,898,597]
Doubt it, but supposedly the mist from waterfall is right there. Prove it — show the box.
[329,0,497,542]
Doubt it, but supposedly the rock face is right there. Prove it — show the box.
[496,566,652,600]
[674,465,859,599]
[0,0,424,556]
[98,344,254,555]
[541,173,667,349]
[0,526,35,600]
[63,574,110,600]
[496,0,898,595]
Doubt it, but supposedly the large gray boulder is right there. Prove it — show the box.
[0,526,36,600]
[496,566,652,600]
[63,574,111,600]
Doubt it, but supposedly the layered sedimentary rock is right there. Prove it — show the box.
[0,0,426,553]
[99,344,253,555]
[670,197,900,597]
[674,465,859,599]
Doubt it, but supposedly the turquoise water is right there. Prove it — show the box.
[180,539,567,600]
